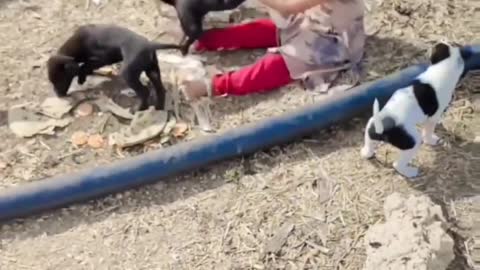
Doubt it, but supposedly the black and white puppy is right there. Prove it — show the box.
[158,0,246,55]
[360,42,471,179]
[47,24,181,112]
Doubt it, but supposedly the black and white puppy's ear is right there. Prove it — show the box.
[430,42,451,65]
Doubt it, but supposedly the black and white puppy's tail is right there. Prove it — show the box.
[149,42,182,51]
[372,98,384,134]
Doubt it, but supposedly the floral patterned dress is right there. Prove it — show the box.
[271,0,366,91]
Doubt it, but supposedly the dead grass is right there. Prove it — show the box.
[0,0,480,269]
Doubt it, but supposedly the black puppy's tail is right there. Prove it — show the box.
[149,42,182,51]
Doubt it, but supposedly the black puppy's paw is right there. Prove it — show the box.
[77,75,86,85]
[152,96,165,111]
[180,46,189,56]
[179,40,190,56]
[53,89,68,98]
[55,92,68,98]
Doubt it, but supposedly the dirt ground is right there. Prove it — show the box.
[0,0,479,269]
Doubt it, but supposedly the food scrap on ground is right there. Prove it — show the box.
[71,131,89,146]
[87,134,105,149]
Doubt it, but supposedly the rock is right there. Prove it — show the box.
[364,193,454,270]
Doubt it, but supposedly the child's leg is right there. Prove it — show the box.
[182,53,293,100]
[213,53,293,96]
[194,19,278,52]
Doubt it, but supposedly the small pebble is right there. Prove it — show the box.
[0,161,6,169]
[474,136,480,143]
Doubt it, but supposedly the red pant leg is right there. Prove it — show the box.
[195,19,278,51]
[212,53,293,96]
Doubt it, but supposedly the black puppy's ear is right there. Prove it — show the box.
[48,54,76,69]
[430,43,451,65]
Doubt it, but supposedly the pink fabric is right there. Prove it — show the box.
[194,19,279,51]
[194,19,293,96]
[212,53,293,96]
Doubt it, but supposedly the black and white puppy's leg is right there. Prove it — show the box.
[422,117,441,146]
[392,126,422,179]
[360,118,379,159]
[145,55,167,110]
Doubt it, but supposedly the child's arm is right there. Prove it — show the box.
[259,0,330,16]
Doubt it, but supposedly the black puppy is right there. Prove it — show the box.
[47,24,181,112]
[159,0,246,55]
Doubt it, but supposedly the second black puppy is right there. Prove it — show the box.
[47,24,181,112]
[159,0,245,55]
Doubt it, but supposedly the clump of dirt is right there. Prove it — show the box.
[364,192,454,270]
